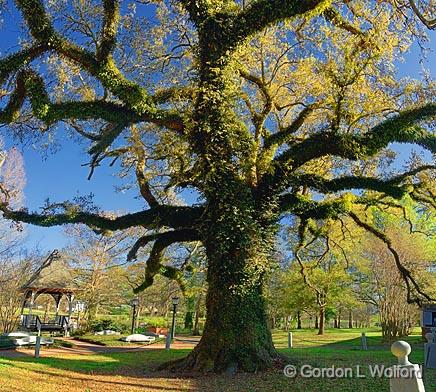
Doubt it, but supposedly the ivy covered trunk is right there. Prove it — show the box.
[168,17,280,372]
[178,207,278,372]
[171,164,279,372]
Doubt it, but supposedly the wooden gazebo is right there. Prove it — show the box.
[20,250,78,335]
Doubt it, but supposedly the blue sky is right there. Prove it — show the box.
[0,3,435,252]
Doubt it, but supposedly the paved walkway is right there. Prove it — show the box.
[0,336,200,358]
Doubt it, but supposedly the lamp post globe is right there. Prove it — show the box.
[130,298,139,307]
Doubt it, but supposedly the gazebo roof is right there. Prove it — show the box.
[21,250,78,294]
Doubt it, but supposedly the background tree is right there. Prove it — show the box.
[352,205,435,340]
[0,0,435,372]
[64,225,135,325]
[0,143,28,333]
[0,253,34,333]
[269,266,317,330]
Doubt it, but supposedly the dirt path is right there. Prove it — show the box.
[0,336,199,358]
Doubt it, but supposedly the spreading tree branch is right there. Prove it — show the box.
[127,229,200,261]
[228,0,326,48]
[408,0,436,29]
[130,128,160,207]
[0,70,136,126]
[97,0,120,61]
[280,193,354,220]
[286,165,435,199]
[0,45,47,84]
[277,104,436,168]
[322,7,364,36]
[12,0,184,134]
[0,202,204,232]
[260,104,436,196]
[264,104,318,149]
[348,211,434,305]
[132,229,200,293]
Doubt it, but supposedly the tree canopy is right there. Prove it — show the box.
[0,0,435,372]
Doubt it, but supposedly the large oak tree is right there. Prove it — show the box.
[0,0,435,372]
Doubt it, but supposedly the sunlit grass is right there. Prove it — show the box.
[272,327,425,349]
[0,328,434,392]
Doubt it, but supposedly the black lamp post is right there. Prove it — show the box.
[130,297,139,334]
[171,296,179,340]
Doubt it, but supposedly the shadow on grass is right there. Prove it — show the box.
[2,348,191,372]
[0,349,198,391]
[1,331,435,392]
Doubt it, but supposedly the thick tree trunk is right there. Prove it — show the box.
[184,296,195,330]
[318,308,325,335]
[184,312,194,330]
[297,311,302,329]
[167,31,280,372]
[168,204,278,372]
[348,310,353,329]
[315,315,319,329]
[177,251,276,372]
[192,293,202,336]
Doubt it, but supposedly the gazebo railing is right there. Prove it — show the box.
[20,314,70,331]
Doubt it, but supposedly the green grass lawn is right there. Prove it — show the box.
[74,334,164,346]
[73,334,133,346]
[272,327,425,349]
[0,328,434,392]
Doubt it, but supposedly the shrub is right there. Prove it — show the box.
[141,316,168,328]
[0,336,15,349]
[89,318,128,333]
[71,327,89,337]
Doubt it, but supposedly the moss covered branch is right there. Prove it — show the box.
[0,44,47,85]
[132,229,200,293]
[279,193,356,220]
[97,0,120,61]
[286,165,435,199]
[277,104,435,168]
[13,0,184,134]
[0,203,204,232]
[322,7,364,36]
[259,104,436,197]
[128,228,200,262]
[0,69,138,128]
[0,71,27,123]
[130,128,160,207]
[177,0,210,23]
[228,0,327,49]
